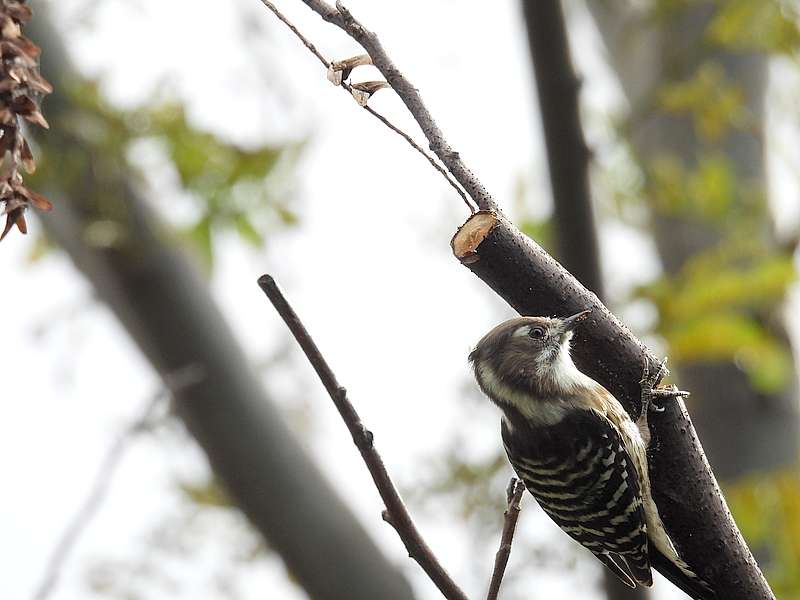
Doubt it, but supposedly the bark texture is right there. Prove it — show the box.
[521,0,603,297]
[587,0,799,482]
[520,3,643,596]
[452,211,774,599]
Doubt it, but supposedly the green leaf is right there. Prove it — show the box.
[726,470,800,596]
[658,62,748,142]
[233,213,264,246]
[707,0,800,55]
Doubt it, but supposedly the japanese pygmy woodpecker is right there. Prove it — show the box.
[469,310,715,599]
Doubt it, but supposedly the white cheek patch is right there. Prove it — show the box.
[512,326,531,338]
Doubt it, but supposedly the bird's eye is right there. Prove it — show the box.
[529,327,545,340]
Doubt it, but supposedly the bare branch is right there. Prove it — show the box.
[522,0,603,297]
[258,3,769,598]
[451,211,772,599]
[294,0,495,211]
[257,0,473,211]
[257,0,328,67]
[258,274,469,600]
[486,478,525,600]
[32,392,165,600]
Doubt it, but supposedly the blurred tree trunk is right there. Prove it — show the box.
[586,2,799,479]
[28,11,416,600]
[520,2,645,598]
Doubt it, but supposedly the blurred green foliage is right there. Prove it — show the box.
[726,470,800,598]
[31,80,300,268]
[628,4,800,399]
[658,63,749,142]
[420,3,800,596]
[638,238,796,392]
[629,2,800,596]
[706,0,800,54]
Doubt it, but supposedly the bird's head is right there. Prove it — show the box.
[469,309,592,395]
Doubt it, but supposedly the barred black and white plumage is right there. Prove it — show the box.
[469,311,716,599]
[502,406,651,586]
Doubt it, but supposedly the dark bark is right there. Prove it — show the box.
[452,212,774,600]
[521,0,603,297]
[520,3,644,596]
[586,0,799,481]
[486,479,525,600]
[259,275,467,600]
[29,13,415,600]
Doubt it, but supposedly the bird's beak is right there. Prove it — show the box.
[561,308,592,332]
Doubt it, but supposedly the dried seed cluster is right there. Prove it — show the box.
[0,0,52,241]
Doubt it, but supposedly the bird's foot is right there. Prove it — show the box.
[639,356,689,415]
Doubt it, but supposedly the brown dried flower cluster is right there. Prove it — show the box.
[0,0,52,241]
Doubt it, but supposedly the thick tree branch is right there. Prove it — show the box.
[520,4,642,598]
[486,478,525,600]
[258,275,468,600]
[521,0,603,297]
[275,2,769,596]
[30,13,416,600]
[452,212,773,599]
[299,0,497,212]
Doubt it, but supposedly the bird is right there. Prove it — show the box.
[469,310,715,599]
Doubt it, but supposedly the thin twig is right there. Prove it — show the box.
[258,0,328,66]
[258,274,469,600]
[32,366,204,600]
[298,0,497,212]
[361,104,472,209]
[32,396,163,600]
[486,478,525,600]
[257,0,473,211]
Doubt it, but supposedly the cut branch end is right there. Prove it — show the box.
[451,211,499,264]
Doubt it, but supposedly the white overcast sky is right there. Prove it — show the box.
[3,1,799,600]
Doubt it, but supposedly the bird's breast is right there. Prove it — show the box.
[475,361,585,427]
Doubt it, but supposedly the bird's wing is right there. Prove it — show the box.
[502,409,652,587]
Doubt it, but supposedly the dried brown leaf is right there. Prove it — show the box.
[1,44,36,67]
[6,2,32,24]
[15,208,26,233]
[22,108,47,129]
[2,195,24,213]
[0,77,17,93]
[0,126,16,156]
[28,190,51,211]
[26,70,52,94]
[19,136,33,172]
[349,81,390,107]
[0,14,16,33]
[0,203,26,240]
[0,209,15,240]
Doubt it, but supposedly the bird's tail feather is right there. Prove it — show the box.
[650,543,716,600]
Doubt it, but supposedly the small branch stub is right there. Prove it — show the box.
[451,210,499,264]
[327,53,372,85]
[448,213,771,599]
[486,478,525,600]
[350,80,390,106]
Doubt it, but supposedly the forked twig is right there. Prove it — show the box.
[487,478,525,600]
[258,274,469,600]
[256,0,473,211]
[298,0,497,212]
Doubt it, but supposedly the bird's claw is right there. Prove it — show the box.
[640,356,669,389]
[640,357,688,414]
